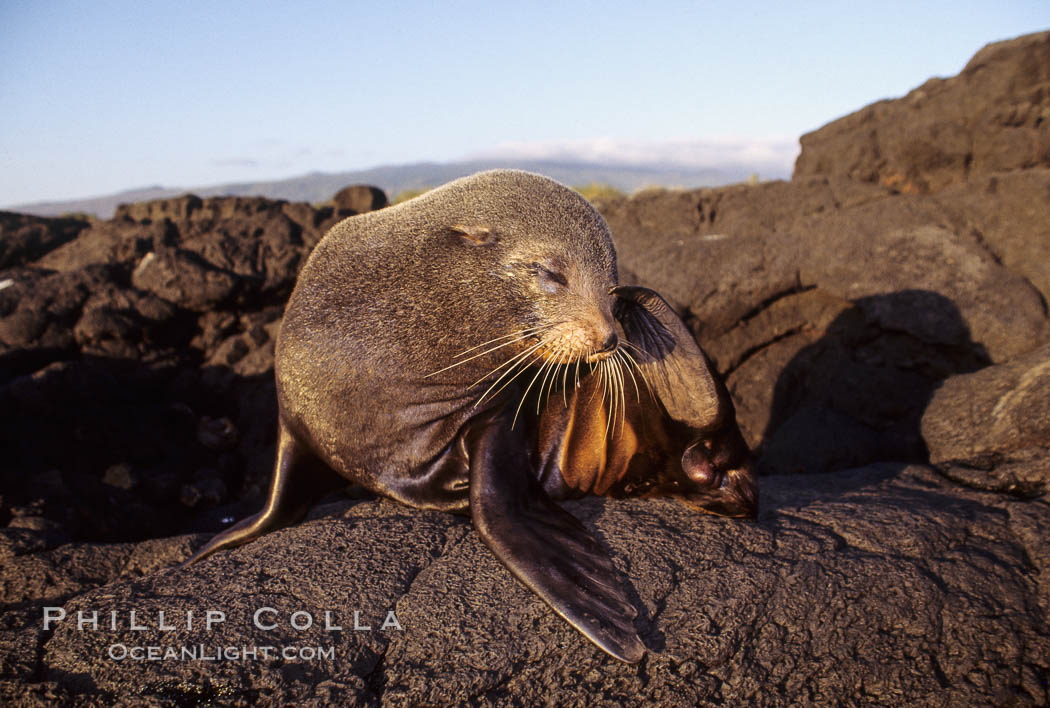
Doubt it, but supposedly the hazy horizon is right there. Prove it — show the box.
[5,143,797,210]
[2,1,1047,205]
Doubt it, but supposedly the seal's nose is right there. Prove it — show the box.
[597,332,619,353]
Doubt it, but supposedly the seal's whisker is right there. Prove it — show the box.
[601,359,610,438]
[547,344,567,410]
[473,340,547,406]
[478,332,563,404]
[537,344,562,415]
[480,353,542,408]
[513,350,556,429]
[602,358,615,439]
[469,337,546,388]
[454,325,548,358]
[474,342,545,398]
[587,358,603,404]
[538,345,557,414]
[561,352,571,407]
[619,345,655,400]
[616,354,628,435]
[604,361,613,432]
[620,339,651,364]
[425,327,549,378]
[604,361,613,439]
[617,349,642,402]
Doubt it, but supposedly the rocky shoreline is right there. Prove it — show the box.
[2,31,1048,705]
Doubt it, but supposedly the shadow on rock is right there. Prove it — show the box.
[758,289,990,475]
[0,354,285,548]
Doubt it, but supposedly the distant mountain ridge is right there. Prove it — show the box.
[7,158,778,219]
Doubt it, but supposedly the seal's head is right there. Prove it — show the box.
[420,170,621,392]
[491,220,619,366]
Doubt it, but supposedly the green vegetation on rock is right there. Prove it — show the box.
[572,182,626,202]
[392,187,431,204]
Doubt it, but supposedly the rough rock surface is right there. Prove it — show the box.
[794,31,1050,193]
[0,190,365,550]
[2,467,1047,705]
[330,184,390,216]
[602,172,1049,476]
[922,343,1050,496]
[0,211,89,270]
[3,32,1050,704]
[931,168,1050,309]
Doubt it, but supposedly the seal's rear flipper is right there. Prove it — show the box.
[612,285,723,431]
[180,421,345,567]
[468,408,646,664]
[613,285,758,519]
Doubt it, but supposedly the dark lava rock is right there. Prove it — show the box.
[931,168,1050,309]
[795,31,1050,193]
[0,211,89,269]
[331,184,389,216]
[197,416,239,451]
[0,265,119,357]
[2,31,1050,704]
[0,190,371,550]
[179,477,228,508]
[0,467,1045,704]
[102,464,139,492]
[605,177,1048,365]
[923,343,1050,496]
[130,247,244,312]
[35,219,171,273]
[114,194,204,223]
[603,173,1048,476]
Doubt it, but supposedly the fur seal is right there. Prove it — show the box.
[183,170,756,663]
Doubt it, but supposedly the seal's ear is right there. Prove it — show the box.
[451,224,497,246]
[612,285,723,431]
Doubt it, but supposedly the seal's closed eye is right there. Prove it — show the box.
[531,262,568,287]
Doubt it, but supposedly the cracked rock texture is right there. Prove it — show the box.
[2,32,1050,704]
[793,31,1050,193]
[3,468,1048,705]
[0,212,89,271]
[922,343,1050,496]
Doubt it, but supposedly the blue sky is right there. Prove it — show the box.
[1,1,1047,205]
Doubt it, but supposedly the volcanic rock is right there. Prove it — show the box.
[0,466,1044,704]
[1,33,1048,704]
[0,211,89,269]
[794,31,1050,192]
[331,184,389,216]
[922,343,1050,496]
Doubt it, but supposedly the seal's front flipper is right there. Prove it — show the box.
[468,408,646,663]
[181,421,345,567]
